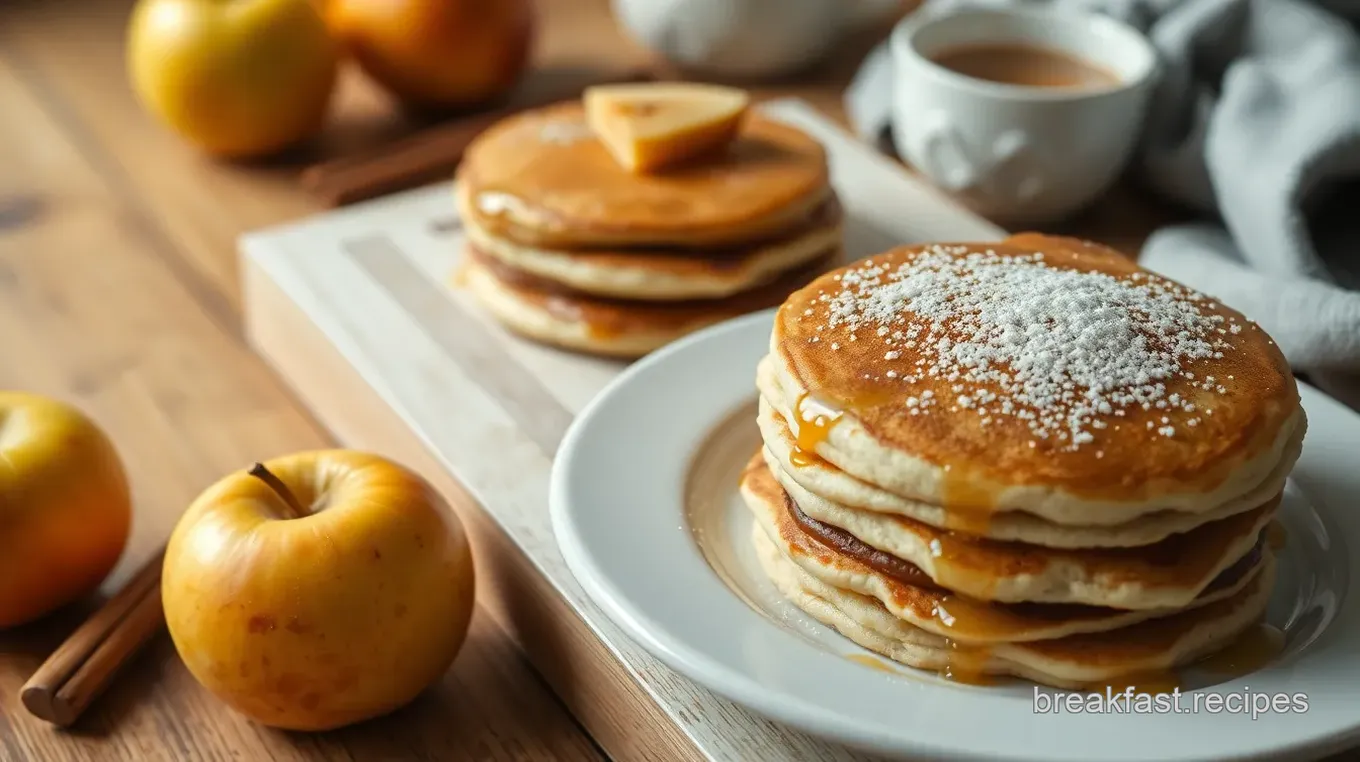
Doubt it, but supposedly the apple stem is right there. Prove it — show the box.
[248,463,308,519]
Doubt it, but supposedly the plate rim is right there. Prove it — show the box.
[550,309,1360,762]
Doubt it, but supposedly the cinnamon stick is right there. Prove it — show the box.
[20,548,166,727]
[301,66,656,207]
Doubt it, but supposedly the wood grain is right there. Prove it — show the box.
[0,5,602,762]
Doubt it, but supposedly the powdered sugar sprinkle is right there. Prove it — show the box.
[803,246,1245,450]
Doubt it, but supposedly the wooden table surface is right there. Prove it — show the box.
[0,1,1184,760]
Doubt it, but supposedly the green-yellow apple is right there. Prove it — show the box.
[126,0,340,158]
[0,392,132,628]
[325,0,534,111]
[162,450,475,731]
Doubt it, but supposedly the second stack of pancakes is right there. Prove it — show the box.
[745,233,1306,689]
[454,102,842,358]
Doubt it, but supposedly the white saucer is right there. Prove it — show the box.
[551,310,1360,762]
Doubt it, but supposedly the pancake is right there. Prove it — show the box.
[463,196,844,301]
[755,524,1276,689]
[742,452,1268,643]
[462,248,839,358]
[757,390,1304,547]
[768,234,1303,524]
[759,447,1276,608]
[455,102,830,249]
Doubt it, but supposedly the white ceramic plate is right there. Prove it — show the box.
[551,310,1360,762]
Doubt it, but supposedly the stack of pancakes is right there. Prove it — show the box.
[454,102,842,358]
[744,234,1306,689]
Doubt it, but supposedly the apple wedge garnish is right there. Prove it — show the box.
[584,82,750,173]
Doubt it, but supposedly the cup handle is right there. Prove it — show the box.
[915,112,980,191]
[990,131,1045,202]
[913,116,1046,205]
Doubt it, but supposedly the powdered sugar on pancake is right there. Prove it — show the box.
[806,246,1246,450]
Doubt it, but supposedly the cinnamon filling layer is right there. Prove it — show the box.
[784,490,1264,603]
[785,491,944,592]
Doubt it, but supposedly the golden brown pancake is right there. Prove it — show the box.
[462,247,840,358]
[769,234,1302,519]
[757,525,1276,689]
[762,447,1276,608]
[757,389,1303,547]
[746,235,1294,688]
[464,197,844,301]
[455,102,830,249]
[741,453,1269,646]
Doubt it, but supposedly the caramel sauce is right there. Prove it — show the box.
[940,466,998,537]
[1196,623,1284,676]
[932,591,1005,683]
[788,447,829,468]
[941,641,995,685]
[1266,521,1287,550]
[940,507,996,536]
[791,393,842,464]
[846,653,898,673]
[932,594,1021,640]
[1093,670,1182,695]
[784,387,899,467]
[930,467,1006,601]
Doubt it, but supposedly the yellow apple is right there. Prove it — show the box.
[325,0,534,111]
[162,450,475,731]
[0,392,132,629]
[126,0,340,158]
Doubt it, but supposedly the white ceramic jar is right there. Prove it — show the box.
[612,0,903,80]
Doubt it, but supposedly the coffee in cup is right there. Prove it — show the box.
[930,43,1120,90]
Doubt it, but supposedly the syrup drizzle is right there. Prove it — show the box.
[788,449,826,467]
[931,595,998,684]
[1197,622,1285,675]
[846,653,898,673]
[941,640,994,685]
[791,394,842,465]
[940,465,998,536]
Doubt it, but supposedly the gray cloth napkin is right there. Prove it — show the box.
[845,0,1360,408]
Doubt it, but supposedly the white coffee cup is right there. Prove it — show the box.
[889,8,1159,223]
